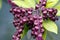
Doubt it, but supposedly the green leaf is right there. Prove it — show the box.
[46,0,59,8]
[24,0,36,8]
[12,1,30,8]
[54,3,60,10]
[56,10,60,16]
[21,24,29,39]
[54,3,60,16]
[43,19,58,34]
[12,0,36,8]
[0,0,2,9]
[35,0,40,4]
[42,30,47,40]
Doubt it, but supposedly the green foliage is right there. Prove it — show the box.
[43,19,58,34]
[54,3,60,16]
[24,0,35,8]
[0,0,2,9]
[35,0,40,4]
[12,1,30,8]
[43,30,47,40]
[46,0,59,8]
[54,3,60,10]
[21,24,29,39]
[12,0,36,8]
[56,10,60,16]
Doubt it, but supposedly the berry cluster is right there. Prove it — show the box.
[35,0,58,21]
[42,8,58,21]
[31,15,44,40]
[9,0,58,40]
[10,7,44,40]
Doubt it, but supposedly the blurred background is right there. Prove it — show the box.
[0,0,60,40]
